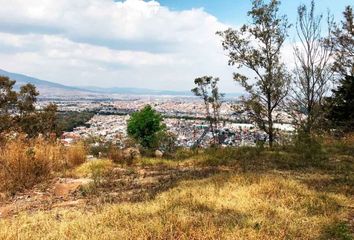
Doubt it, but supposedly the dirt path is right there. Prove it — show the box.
[0,165,229,218]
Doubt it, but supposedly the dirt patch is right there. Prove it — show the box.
[0,165,228,218]
[54,178,93,198]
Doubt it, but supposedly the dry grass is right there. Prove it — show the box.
[0,136,87,194]
[0,172,352,240]
[74,159,114,178]
[0,136,353,239]
[0,136,59,193]
[64,142,87,168]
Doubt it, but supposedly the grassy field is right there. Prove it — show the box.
[0,137,353,239]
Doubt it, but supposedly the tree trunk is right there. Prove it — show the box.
[268,98,274,148]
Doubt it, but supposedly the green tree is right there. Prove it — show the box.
[0,76,17,133]
[16,84,40,137]
[0,76,59,137]
[323,6,354,134]
[127,105,166,149]
[218,0,291,147]
[327,6,354,78]
[17,84,39,114]
[191,76,224,145]
[39,103,59,137]
[326,76,354,132]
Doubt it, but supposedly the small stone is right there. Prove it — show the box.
[155,150,163,158]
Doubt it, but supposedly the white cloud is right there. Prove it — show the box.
[0,0,241,92]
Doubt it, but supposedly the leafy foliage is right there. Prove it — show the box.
[127,105,166,149]
[327,6,354,77]
[218,0,291,147]
[191,76,224,145]
[0,76,18,133]
[326,76,354,132]
[0,76,59,137]
[56,111,95,132]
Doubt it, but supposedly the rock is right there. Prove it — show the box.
[53,178,93,198]
[155,150,163,158]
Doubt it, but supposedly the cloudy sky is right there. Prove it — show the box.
[0,0,352,93]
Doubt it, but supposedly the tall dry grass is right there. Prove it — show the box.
[0,135,87,193]
[0,173,351,239]
[65,142,87,168]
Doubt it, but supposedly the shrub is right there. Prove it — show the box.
[0,136,56,193]
[0,136,87,194]
[156,131,177,157]
[33,137,65,172]
[65,142,87,167]
[108,146,124,163]
[75,159,113,179]
[108,146,139,166]
[88,141,112,158]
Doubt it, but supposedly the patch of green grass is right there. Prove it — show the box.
[138,157,177,166]
[74,159,114,178]
[321,221,353,240]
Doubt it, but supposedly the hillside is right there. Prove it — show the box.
[0,69,192,97]
[0,69,241,98]
[0,69,96,97]
[0,139,353,239]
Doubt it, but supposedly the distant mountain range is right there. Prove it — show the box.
[0,69,96,97]
[80,86,192,96]
[0,69,241,98]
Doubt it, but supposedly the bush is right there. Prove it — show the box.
[65,142,87,168]
[87,141,112,158]
[0,135,87,194]
[157,131,177,157]
[108,146,139,166]
[75,159,113,179]
[107,146,124,163]
[0,136,58,193]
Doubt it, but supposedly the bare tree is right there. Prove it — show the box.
[192,76,224,144]
[218,0,291,147]
[291,0,334,134]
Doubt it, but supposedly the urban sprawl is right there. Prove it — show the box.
[38,96,295,148]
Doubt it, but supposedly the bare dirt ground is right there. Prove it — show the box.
[0,165,229,218]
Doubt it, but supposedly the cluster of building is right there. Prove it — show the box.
[38,97,245,121]
[61,114,294,148]
[39,96,295,148]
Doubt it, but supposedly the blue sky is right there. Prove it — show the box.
[0,0,352,93]
[159,0,353,25]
